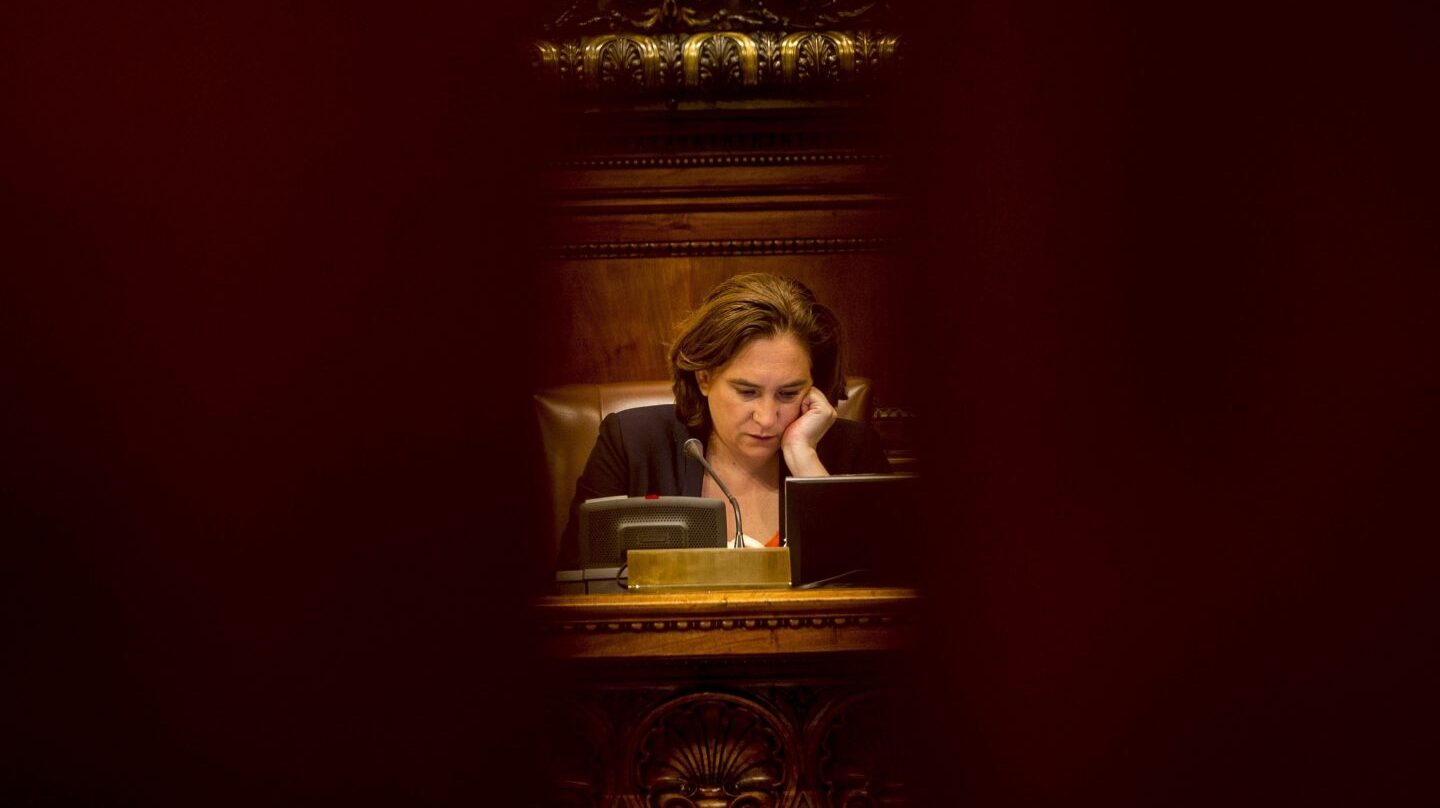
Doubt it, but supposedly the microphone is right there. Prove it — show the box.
[683,438,744,548]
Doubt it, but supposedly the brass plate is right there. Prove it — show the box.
[628,547,791,590]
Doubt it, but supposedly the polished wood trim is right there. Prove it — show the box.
[548,192,896,213]
[543,163,894,198]
[552,236,898,259]
[535,587,921,658]
[552,151,889,170]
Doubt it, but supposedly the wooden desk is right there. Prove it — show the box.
[534,587,921,807]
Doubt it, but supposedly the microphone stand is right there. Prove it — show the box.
[683,438,744,548]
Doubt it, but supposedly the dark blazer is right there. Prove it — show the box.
[557,404,891,569]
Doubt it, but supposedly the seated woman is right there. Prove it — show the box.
[557,273,891,569]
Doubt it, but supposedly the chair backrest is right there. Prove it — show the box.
[532,378,873,556]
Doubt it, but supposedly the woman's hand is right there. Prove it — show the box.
[781,387,835,476]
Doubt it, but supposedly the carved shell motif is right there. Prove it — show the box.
[815,692,911,808]
[694,33,749,89]
[599,39,645,87]
[635,695,792,808]
[788,32,843,84]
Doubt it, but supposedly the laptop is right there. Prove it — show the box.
[781,472,921,587]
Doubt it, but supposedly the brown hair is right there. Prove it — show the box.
[669,273,846,430]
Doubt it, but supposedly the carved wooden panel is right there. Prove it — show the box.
[539,0,896,35]
[540,681,918,807]
[535,589,921,806]
[810,691,913,808]
[533,31,901,91]
[532,23,902,98]
[630,692,794,806]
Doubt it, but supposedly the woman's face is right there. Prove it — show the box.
[697,332,813,465]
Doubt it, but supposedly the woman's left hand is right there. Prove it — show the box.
[781,387,836,475]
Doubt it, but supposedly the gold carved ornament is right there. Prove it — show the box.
[532,30,901,94]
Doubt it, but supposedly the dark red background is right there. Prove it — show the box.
[898,3,1436,804]
[4,2,1434,805]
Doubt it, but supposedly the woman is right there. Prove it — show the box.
[557,273,891,569]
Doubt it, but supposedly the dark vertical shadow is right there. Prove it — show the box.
[3,4,555,805]
[893,2,1436,804]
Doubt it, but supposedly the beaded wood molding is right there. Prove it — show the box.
[535,586,921,633]
[531,29,903,95]
[553,236,898,259]
[538,608,915,656]
[548,612,901,635]
[553,151,889,170]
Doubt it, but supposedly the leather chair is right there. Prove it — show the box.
[533,378,873,556]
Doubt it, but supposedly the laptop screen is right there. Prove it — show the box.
[781,472,922,587]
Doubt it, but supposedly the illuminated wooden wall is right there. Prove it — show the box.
[527,14,919,422]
